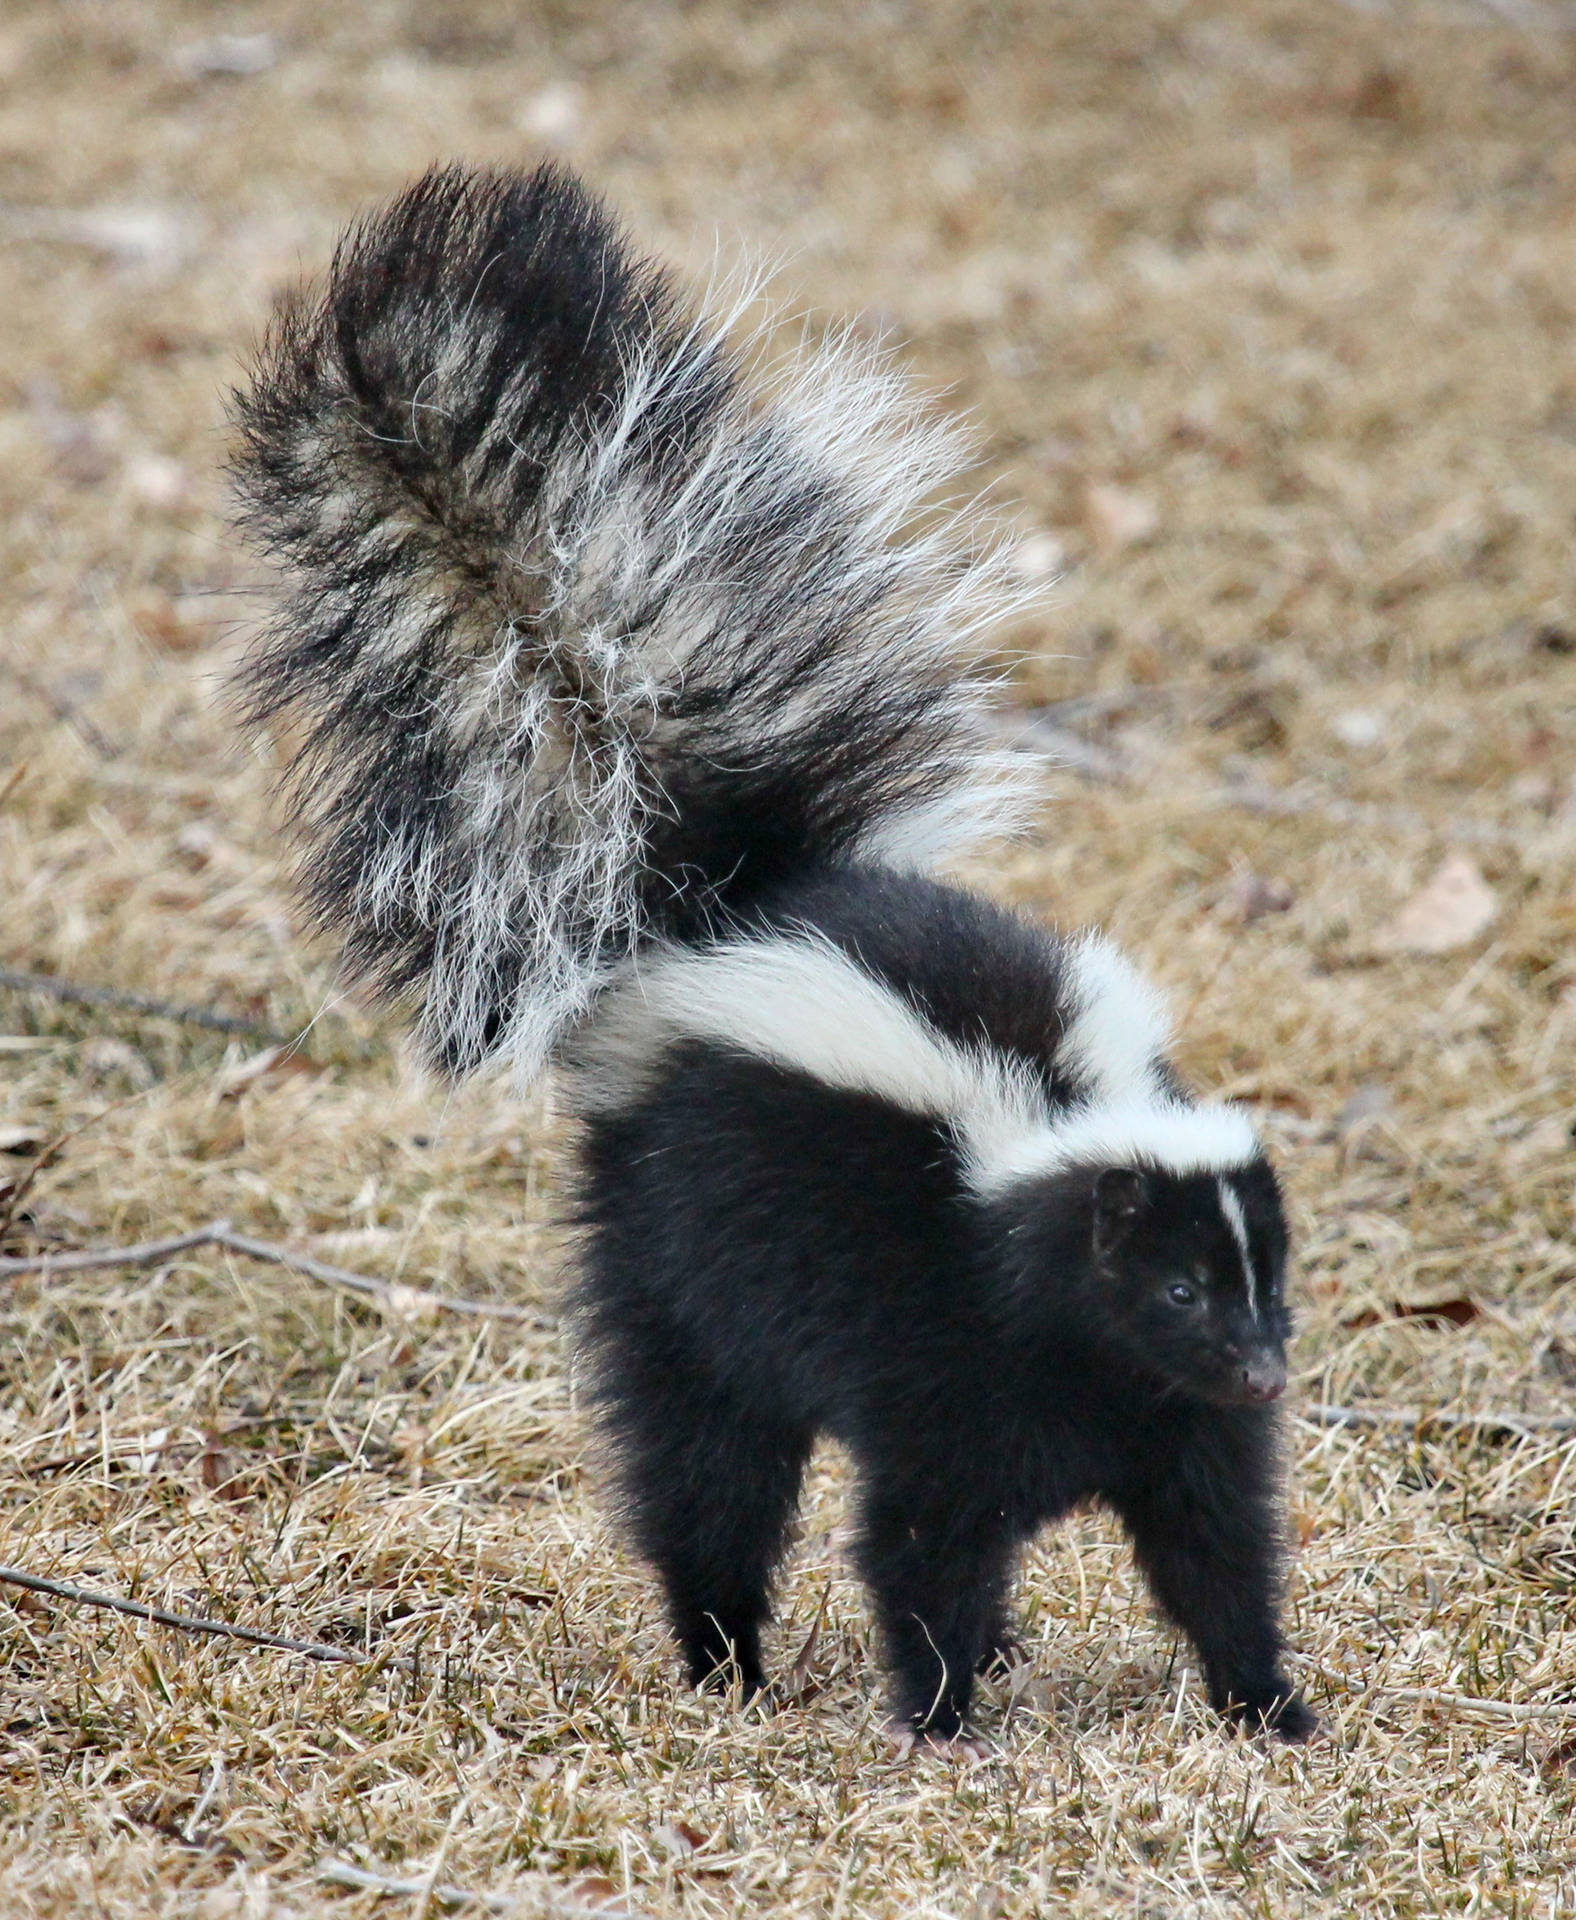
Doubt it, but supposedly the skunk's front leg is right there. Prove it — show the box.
[856,1479,1014,1743]
[1111,1411,1317,1742]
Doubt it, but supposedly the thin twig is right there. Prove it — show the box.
[0,1217,540,1322]
[0,1087,152,1242]
[0,964,287,1042]
[0,1563,379,1668]
[1376,1685,1576,1725]
[215,1226,538,1322]
[1203,779,1530,849]
[0,1223,220,1276]
[1,659,118,759]
[1299,1404,1576,1438]
[0,1129,65,1245]
[317,1859,518,1913]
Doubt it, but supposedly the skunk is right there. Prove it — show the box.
[231,161,1315,1747]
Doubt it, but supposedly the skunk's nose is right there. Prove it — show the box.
[1241,1355,1287,1403]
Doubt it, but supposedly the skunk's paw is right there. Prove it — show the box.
[882,1719,993,1763]
[1262,1693,1321,1744]
[1222,1686,1320,1744]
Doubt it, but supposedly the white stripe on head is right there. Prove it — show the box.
[1216,1177,1260,1324]
[1058,933,1173,1106]
[975,1099,1261,1196]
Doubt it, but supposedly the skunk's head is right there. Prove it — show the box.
[1086,1157,1291,1407]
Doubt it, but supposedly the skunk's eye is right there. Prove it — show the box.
[1167,1281,1198,1306]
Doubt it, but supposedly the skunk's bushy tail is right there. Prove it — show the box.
[231,162,1036,1082]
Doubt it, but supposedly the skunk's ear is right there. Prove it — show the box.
[1093,1166,1150,1259]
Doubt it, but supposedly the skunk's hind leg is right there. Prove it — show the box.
[595,1347,811,1698]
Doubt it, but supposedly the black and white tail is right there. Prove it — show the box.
[231,162,1037,1082]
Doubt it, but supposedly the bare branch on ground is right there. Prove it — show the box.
[1300,1404,1576,1437]
[0,1217,541,1322]
[0,963,288,1042]
[317,1858,521,1913]
[1374,1685,1576,1725]
[0,1562,383,1668]
[1205,780,1532,849]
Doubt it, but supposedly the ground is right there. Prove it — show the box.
[2,1,1576,1915]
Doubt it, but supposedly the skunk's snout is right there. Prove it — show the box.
[1240,1354,1287,1403]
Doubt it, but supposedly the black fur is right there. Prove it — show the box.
[231,163,1314,1748]
[575,869,1315,1744]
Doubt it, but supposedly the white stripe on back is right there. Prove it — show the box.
[576,932,1262,1195]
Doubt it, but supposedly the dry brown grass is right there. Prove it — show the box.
[3,2,1576,1913]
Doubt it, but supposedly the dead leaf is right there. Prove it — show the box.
[382,1283,443,1326]
[566,1877,641,1915]
[172,32,278,78]
[784,1581,831,1701]
[517,82,582,141]
[124,452,188,510]
[1331,707,1386,750]
[1009,532,1065,582]
[197,1435,250,1502]
[21,204,194,268]
[654,1818,712,1863]
[130,590,214,653]
[1209,683,1294,751]
[1507,1115,1575,1166]
[80,1038,155,1090]
[1374,856,1498,956]
[1335,1084,1390,1135]
[215,1047,315,1098]
[1227,870,1295,924]
[217,1048,285,1096]
[1350,64,1413,124]
[1342,1297,1481,1332]
[1085,483,1158,554]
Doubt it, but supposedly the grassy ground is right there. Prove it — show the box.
[3,1,1576,1913]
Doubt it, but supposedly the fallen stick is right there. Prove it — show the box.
[0,964,287,1043]
[0,1126,66,1244]
[0,1563,379,1668]
[318,1858,517,1913]
[0,1218,539,1322]
[1,660,118,759]
[0,1224,221,1275]
[1203,780,1528,850]
[1376,1685,1575,1725]
[214,1225,538,1322]
[318,1859,636,1916]
[1300,1404,1576,1438]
